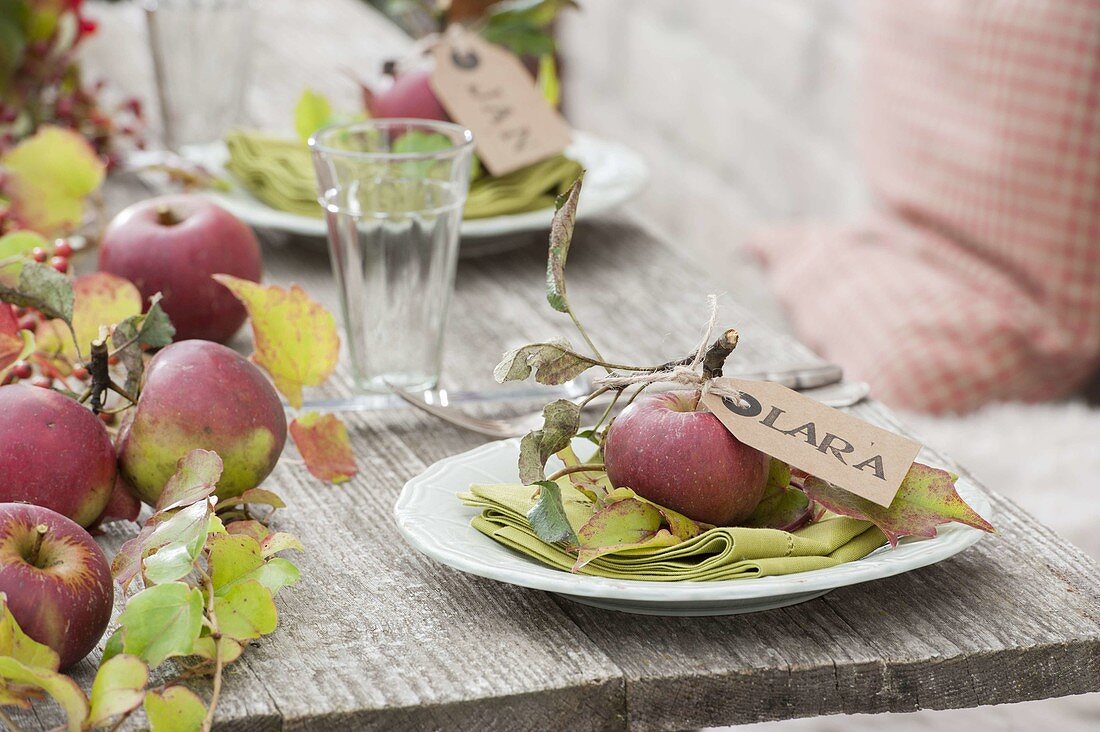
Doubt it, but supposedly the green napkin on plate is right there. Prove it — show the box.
[223,129,583,220]
[460,481,887,582]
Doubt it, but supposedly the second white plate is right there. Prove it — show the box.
[394,437,993,616]
[175,130,648,241]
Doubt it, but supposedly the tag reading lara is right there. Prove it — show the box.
[430,32,571,176]
[700,378,922,507]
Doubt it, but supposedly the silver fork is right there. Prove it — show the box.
[388,379,871,439]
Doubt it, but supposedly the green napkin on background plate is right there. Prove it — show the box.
[460,482,887,582]
[223,129,583,220]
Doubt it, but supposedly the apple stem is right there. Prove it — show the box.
[546,463,605,482]
[29,524,48,567]
[155,205,180,226]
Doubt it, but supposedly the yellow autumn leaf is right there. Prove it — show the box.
[2,126,106,235]
[213,275,339,408]
[36,272,143,360]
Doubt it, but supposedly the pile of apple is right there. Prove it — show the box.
[0,195,286,669]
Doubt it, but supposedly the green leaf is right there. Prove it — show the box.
[156,449,223,512]
[132,293,175,348]
[112,293,175,395]
[142,541,200,585]
[0,261,74,323]
[0,598,59,670]
[801,462,996,547]
[261,531,305,557]
[233,488,286,509]
[191,636,243,664]
[100,629,124,665]
[241,558,300,596]
[494,339,598,385]
[0,230,48,260]
[294,88,334,143]
[743,485,812,531]
[545,171,584,313]
[2,125,106,235]
[118,583,204,667]
[526,480,577,546]
[518,399,581,484]
[88,654,148,727]
[213,579,278,641]
[392,130,453,155]
[0,657,88,731]
[144,685,206,732]
[537,53,560,107]
[208,534,263,592]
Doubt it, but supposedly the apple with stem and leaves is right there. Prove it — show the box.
[0,503,113,670]
[117,340,288,506]
[602,390,770,526]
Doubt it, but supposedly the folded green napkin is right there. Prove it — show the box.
[460,482,887,582]
[223,129,583,220]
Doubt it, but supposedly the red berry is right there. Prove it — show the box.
[71,365,89,380]
[31,247,47,263]
[17,315,36,332]
[107,355,120,366]
[53,240,73,258]
[50,256,69,273]
[31,376,52,389]
[98,411,116,426]
[12,362,32,380]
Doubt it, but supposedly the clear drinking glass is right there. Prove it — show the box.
[144,0,256,150]
[309,120,475,394]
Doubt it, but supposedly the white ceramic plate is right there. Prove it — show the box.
[394,438,993,616]
[174,131,648,241]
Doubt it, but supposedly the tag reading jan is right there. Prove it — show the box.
[700,378,922,507]
[430,32,571,177]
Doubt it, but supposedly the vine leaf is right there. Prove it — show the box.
[117,582,204,667]
[208,534,264,592]
[744,459,813,531]
[574,497,668,570]
[87,654,148,727]
[261,531,305,557]
[0,599,59,671]
[213,275,340,408]
[802,462,995,547]
[289,412,358,484]
[527,480,577,547]
[0,657,88,731]
[545,171,584,313]
[213,579,278,641]
[143,685,206,732]
[294,88,333,143]
[0,304,33,379]
[0,261,74,323]
[192,636,244,664]
[113,293,175,395]
[156,449,223,512]
[1,125,106,235]
[494,339,598,385]
[518,399,581,484]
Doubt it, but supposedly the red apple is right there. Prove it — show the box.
[363,68,450,121]
[0,503,113,669]
[90,474,143,527]
[98,195,262,343]
[118,340,287,505]
[0,385,117,527]
[602,390,770,526]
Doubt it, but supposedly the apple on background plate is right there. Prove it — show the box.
[0,385,118,528]
[603,390,770,526]
[0,503,113,670]
[98,194,262,344]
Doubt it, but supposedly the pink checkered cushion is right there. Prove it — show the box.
[749,0,1100,413]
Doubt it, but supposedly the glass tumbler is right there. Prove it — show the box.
[144,0,256,150]
[309,120,475,394]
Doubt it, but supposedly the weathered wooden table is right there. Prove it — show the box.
[15,2,1100,730]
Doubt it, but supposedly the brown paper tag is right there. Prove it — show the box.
[700,378,922,507]
[430,31,571,176]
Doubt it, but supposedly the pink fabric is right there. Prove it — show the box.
[749,0,1100,413]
